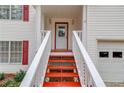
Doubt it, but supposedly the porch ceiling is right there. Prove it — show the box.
[42,5,82,18]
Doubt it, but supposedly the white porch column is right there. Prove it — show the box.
[35,5,42,50]
[41,7,44,31]
[82,5,87,49]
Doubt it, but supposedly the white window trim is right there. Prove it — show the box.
[9,6,11,20]
[0,41,22,65]
[8,41,11,63]
[0,5,23,21]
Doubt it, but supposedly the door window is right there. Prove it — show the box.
[113,52,122,58]
[99,51,109,58]
[58,26,65,37]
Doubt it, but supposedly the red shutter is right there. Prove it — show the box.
[23,5,29,21]
[22,40,29,65]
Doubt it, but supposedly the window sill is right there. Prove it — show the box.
[0,63,22,65]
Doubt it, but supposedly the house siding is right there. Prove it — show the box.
[0,6,36,73]
[86,6,124,82]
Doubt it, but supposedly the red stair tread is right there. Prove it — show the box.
[43,82,81,87]
[46,72,79,77]
[50,55,74,58]
[47,66,76,69]
[49,60,75,63]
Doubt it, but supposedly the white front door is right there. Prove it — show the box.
[55,23,68,49]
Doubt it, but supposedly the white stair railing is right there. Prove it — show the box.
[20,31,51,87]
[76,31,82,41]
[72,31,105,87]
[41,30,47,42]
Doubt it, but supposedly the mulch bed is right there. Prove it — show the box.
[0,74,15,85]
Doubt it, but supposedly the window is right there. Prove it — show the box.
[0,41,22,64]
[10,41,22,63]
[0,6,10,19]
[11,6,22,20]
[0,41,9,63]
[0,5,22,20]
[99,51,109,58]
[58,26,65,37]
[113,52,122,58]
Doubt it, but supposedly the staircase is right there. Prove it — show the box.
[43,51,81,87]
[20,31,105,87]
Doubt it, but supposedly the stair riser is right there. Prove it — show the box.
[43,82,81,87]
[44,77,80,82]
[48,62,76,67]
[49,58,74,60]
[49,69,74,72]
[49,56,74,60]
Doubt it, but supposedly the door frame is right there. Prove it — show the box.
[55,22,69,50]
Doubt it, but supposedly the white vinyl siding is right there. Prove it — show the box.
[86,6,124,82]
[0,6,36,73]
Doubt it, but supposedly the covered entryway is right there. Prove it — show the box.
[42,5,82,50]
[98,40,124,82]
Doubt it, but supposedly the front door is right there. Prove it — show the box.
[55,22,68,50]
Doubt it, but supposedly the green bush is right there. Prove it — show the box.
[0,70,26,87]
[0,73,5,80]
[14,70,26,82]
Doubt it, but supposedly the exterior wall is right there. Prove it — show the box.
[86,6,124,82]
[0,6,36,73]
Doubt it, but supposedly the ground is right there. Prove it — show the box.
[0,74,15,86]
[105,82,124,87]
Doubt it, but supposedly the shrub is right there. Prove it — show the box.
[0,73,5,80]
[14,70,26,82]
[0,80,21,87]
[0,70,26,87]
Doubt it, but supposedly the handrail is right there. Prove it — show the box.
[72,31,105,87]
[20,31,51,87]
[75,31,82,42]
[40,30,47,42]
